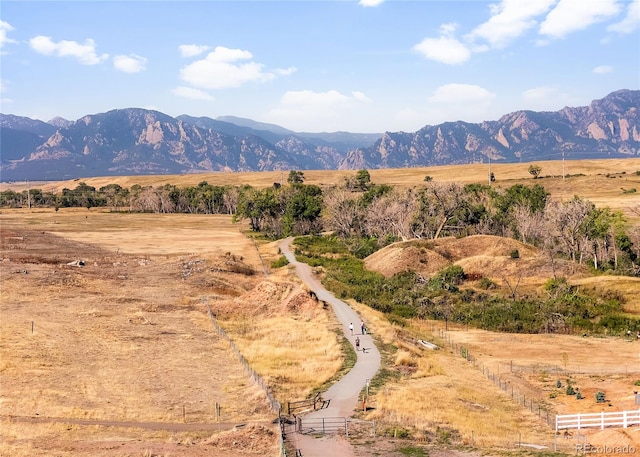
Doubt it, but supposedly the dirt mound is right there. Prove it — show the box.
[364,235,584,281]
[364,243,450,278]
[202,424,279,454]
[214,280,319,319]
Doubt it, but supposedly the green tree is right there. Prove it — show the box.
[99,183,129,211]
[355,169,371,191]
[281,184,323,236]
[234,187,281,233]
[287,170,305,185]
[528,164,542,179]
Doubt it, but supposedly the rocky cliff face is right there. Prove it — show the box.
[339,89,640,169]
[1,89,638,181]
[1,108,337,180]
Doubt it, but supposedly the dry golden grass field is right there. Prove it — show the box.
[4,158,640,224]
[1,159,640,456]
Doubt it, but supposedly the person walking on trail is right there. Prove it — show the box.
[355,337,360,351]
[349,322,354,335]
[361,321,366,335]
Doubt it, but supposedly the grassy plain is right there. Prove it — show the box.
[0,212,288,456]
[1,158,640,456]
[4,157,640,222]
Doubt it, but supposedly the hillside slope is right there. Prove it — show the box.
[364,235,586,281]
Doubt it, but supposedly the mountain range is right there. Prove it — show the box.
[1,89,638,182]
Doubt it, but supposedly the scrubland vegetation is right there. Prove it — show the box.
[2,159,640,455]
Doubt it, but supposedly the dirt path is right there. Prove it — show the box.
[279,238,381,457]
[1,415,268,432]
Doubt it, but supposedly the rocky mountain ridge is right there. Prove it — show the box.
[1,89,638,181]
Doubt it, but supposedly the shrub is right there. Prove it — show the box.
[270,256,289,268]
[394,350,416,367]
[478,277,496,290]
[387,314,407,327]
[509,249,520,259]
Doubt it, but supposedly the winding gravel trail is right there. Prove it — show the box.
[279,237,381,456]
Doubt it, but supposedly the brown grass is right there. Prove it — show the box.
[211,275,346,403]
[348,300,640,452]
[2,159,640,455]
[4,158,640,222]
[0,210,286,456]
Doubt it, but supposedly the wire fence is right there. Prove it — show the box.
[203,298,285,455]
[436,328,556,428]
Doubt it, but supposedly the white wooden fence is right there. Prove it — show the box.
[556,409,640,431]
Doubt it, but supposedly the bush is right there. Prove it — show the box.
[509,249,520,259]
[387,314,407,327]
[478,277,496,290]
[270,256,289,268]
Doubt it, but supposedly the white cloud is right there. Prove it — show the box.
[607,0,640,34]
[113,54,147,73]
[179,44,210,58]
[593,65,613,74]
[539,0,621,39]
[0,20,17,50]
[0,80,12,106]
[172,86,214,101]
[274,67,297,76]
[421,84,496,123]
[358,0,385,6]
[266,89,371,131]
[521,86,578,111]
[179,46,295,90]
[280,89,368,107]
[413,35,471,65]
[29,35,108,65]
[428,84,495,104]
[468,0,556,48]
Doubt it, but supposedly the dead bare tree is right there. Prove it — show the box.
[223,187,240,215]
[423,182,466,240]
[363,189,417,241]
[513,203,546,245]
[502,272,523,301]
[322,187,363,237]
[544,199,592,263]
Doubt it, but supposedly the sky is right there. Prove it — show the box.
[1,0,639,133]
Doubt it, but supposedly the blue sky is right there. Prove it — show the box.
[1,0,639,133]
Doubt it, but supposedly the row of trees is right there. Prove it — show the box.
[2,170,639,275]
